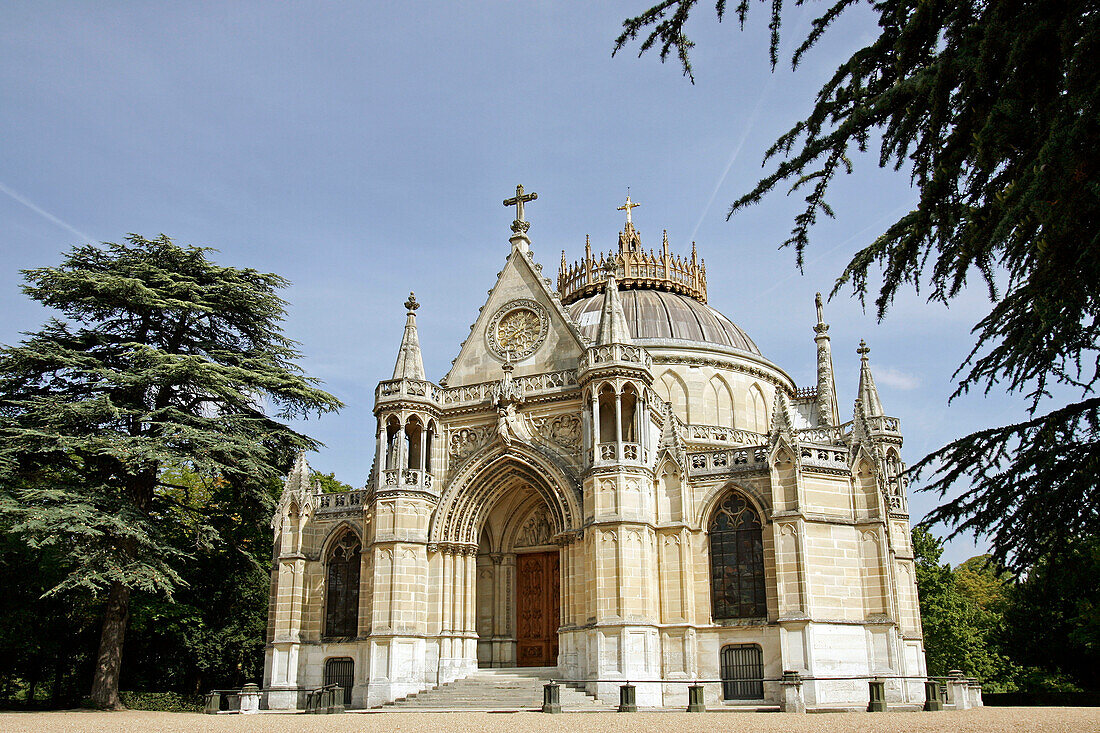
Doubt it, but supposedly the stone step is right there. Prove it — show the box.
[383,667,616,711]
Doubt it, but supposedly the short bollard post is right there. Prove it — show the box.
[543,682,562,714]
[239,683,261,714]
[331,685,345,714]
[687,684,706,712]
[923,680,942,711]
[204,691,222,715]
[618,683,637,712]
[867,679,887,712]
[780,670,806,714]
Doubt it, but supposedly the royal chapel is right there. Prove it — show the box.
[262,188,927,711]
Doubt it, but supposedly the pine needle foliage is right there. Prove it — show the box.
[0,234,342,707]
[615,1,1100,570]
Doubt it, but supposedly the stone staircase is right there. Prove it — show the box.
[382,667,617,711]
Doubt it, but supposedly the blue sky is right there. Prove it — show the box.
[0,2,1024,564]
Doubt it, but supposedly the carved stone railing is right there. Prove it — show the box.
[579,344,651,378]
[375,378,442,403]
[799,446,850,470]
[867,415,902,434]
[316,489,367,512]
[793,386,818,401]
[686,424,768,446]
[793,425,848,445]
[688,446,768,477]
[380,468,434,492]
[440,369,578,408]
[596,442,648,465]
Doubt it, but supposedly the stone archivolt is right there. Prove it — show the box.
[263,191,929,712]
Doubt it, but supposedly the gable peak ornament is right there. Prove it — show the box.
[503,184,538,253]
[405,292,420,313]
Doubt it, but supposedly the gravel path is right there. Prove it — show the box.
[1,708,1098,733]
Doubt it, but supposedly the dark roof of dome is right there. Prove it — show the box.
[567,288,761,355]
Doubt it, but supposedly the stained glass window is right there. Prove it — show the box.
[324,532,361,638]
[709,492,766,619]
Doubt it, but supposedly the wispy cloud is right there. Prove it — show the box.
[0,181,95,243]
[875,366,921,391]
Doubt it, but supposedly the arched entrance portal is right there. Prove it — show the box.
[431,445,580,673]
[476,488,560,667]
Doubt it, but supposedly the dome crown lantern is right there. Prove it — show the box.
[558,197,707,306]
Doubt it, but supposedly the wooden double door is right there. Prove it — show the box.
[516,551,560,667]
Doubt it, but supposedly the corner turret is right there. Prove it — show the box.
[374,293,441,496]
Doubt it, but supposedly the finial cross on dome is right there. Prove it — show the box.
[618,192,640,224]
[503,184,538,234]
[857,339,871,360]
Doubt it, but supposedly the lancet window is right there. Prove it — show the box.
[324,531,361,638]
[709,492,766,619]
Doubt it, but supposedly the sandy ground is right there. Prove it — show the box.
[0,708,1098,733]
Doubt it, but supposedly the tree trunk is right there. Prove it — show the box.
[89,581,131,710]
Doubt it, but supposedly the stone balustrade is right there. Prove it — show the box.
[799,445,850,470]
[578,344,651,378]
[439,369,578,407]
[316,489,366,512]
[688,445,768,477]
[685,424,768,446]
[380,468,434,492]
[375,378,442,403]
[596,442,648,465]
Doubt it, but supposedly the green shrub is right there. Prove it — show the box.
[118,691,202,712]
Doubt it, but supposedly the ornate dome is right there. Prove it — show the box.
[566,288,761,355]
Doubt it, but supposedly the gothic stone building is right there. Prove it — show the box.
[263,192,926,709]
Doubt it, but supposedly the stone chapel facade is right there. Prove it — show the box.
[263,190,927,710]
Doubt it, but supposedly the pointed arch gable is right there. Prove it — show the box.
[430,441,582,546]
[318,520,365,559]
[697,480,771,530]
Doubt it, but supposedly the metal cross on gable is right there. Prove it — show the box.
[503,184,538,233]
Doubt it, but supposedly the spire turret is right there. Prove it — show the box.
[596,266,633,346]
[856,339,885,417]
[814,293,840,426]
[284,451,312,495]
[392,292,426,381]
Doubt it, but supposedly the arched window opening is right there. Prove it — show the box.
[598,384,617,443]
[720,644,764,700]
[405,417,423,470]
[385,417,401,470]
[709,492,766,619]
[325,532,361,638]
[425,420,435,473]
[620,384,638,442]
